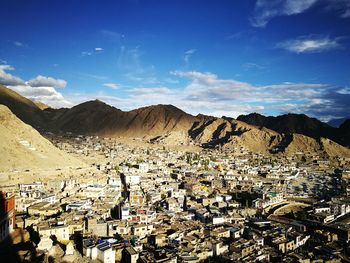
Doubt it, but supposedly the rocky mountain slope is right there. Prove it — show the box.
[237,112,350,147]
[49,100,200,137]
[0,104,85,172]
[0,85,47,129]
[237,112,335,139]
[34,101,50,110]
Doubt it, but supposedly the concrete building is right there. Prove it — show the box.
[0,192,15,242]
[122,246,139,263]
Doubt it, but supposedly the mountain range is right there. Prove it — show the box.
[1,84,350,158]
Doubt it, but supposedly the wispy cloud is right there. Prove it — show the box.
[81,47,104,57]
[242,62,265,71]
[337,87,350,95]
[81,51,93,56]
[128,87,173,95]
[322,0,350,18]
[103,83,119,90]
[341,9,350,18]
[276,36,342,53]
[118,45,159,84]
[251,0,350,28]
[171,70,326,103]
[183,49,196,64]
[251,0,317,27]
[169,70,345,119]
[13,41,25,47]
[100,30,125,43]
[77,72,108,80]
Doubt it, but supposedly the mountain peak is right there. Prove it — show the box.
[1,85,349,148]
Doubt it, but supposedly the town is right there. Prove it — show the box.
[1,134,350,262]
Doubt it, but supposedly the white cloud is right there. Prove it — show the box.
[43,70,345,120]
[78,73,108,80]
[9,85,72,108]
[103,83,119,90]
[323,0,350,18]
[14,41,24,47]
[170,70,330,117]
[28,75,67,88]
[100,30,125,43]
[70,70,322,118]
[0,64,71,108]
[276,36,341,53]
[251,0,317,27]
[81,47,104,57]
[129,87,173,95]
[183,49,196,64]
[251,0,350,27]
[337,87,350,94]
[341,9,350,18]
[242,62,265,70]
[1,64,346,120]
[81,51,92,56]
[118,46,159,84]
[0,65,25,86]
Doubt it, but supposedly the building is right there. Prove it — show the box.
[83,239,115,263]
[122,246,139,263]
[0,192,15,242]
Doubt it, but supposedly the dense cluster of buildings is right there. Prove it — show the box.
[1,135,350,262]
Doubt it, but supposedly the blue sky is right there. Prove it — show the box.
[1,0,350,121]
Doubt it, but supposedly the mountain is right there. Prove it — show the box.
[237,112,335,138]
[34,101,50,110]
[0,104,85,173]
[339,119,350,131]
[52,101,199,137]
[186,117,350,157]
[327,117,349,128]
[336,119,350,147]
[1,85,349,157]
[236,112,267,127]
[126,104,198,136]
[0,84,47,129]
[52,100,129,135]
[236,112,350,147]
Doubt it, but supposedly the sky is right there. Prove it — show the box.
[1,0,350,121]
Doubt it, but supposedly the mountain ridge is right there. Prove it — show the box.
[1,84,349,157]
[237,112,350,147]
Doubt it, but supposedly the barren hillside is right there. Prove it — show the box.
[0,105,85,172]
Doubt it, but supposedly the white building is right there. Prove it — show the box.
[83,239,115,263]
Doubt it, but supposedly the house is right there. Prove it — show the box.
[0,192,15,242]
[122,246,139,263]
[132,223,153,238]
[83,239,115,263]
[38,221,70,241]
